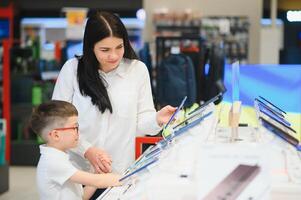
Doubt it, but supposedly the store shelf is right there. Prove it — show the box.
[11,141,40,166]
[2,40,11,163]
[0,4,14,165]
[0,4,13,194]
[0,163,9,194]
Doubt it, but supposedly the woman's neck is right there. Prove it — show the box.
[100,66,118,73]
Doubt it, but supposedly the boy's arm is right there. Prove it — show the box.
[70,170,122,189]
[82,186,97,200]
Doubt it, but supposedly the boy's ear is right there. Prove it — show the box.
[48,130,60,141]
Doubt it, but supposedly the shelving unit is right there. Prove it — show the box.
[0,3,13,164]
[8,17,64,166]
[201,16,250,64]
[9,46,55,166]
[0,4,14,194]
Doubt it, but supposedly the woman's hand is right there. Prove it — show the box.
[156,105,177,126]
[84,147,112,173]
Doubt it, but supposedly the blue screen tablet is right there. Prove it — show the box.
[188,92,222,116]
[119,157,159,182]
[162,96,187,139]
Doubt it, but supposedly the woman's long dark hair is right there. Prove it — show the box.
[77,11,138,113]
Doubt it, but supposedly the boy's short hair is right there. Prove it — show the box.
[29,100,78,142]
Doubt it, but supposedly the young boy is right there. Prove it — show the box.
[29,100,121,200]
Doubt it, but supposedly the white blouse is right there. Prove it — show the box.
[52,58,160,173]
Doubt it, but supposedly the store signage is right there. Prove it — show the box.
[287,10,301,22]
[62,7,87,40]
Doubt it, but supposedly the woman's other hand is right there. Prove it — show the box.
[84,147,112,173]
[156,105,177,126]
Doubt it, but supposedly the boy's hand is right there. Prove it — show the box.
[84,147,112,173]
[102,173,122,187]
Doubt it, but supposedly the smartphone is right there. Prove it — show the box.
[255,98,285,119]
[259,96,286,114]
[258,103,293,130]
[260,116,300,150]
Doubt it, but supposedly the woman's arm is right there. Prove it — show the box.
[136,63,161,135]
[136,62,175,135]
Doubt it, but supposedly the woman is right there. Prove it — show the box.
[52,11,175,175]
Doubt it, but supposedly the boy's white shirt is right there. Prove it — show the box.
[37,145,83,200]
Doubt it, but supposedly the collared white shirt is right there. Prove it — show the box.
[52,58,160,173]
[37,145,83,200]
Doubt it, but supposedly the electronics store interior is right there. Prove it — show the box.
[0,0,301,200]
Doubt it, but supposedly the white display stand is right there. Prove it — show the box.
[97,103,301,200]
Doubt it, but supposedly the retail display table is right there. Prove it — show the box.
[97,105,301,200]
